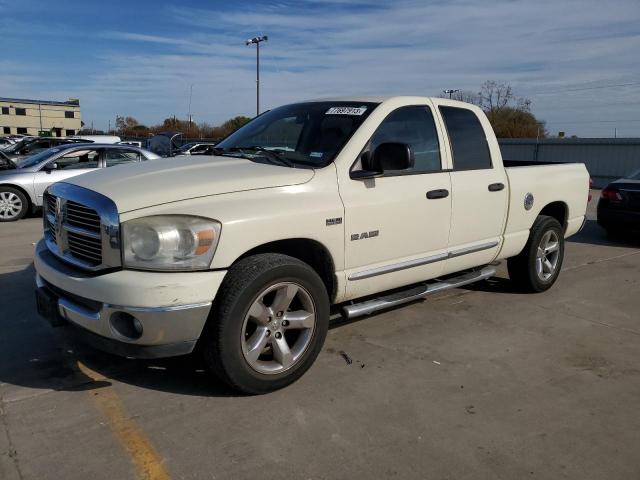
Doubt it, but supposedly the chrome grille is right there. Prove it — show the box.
[66,201,101,233]
[43,183,121,272]
[45,195,58,245]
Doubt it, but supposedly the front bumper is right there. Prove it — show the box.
[34,239,227,358]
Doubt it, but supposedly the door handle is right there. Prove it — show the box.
[426,189,449,199]
[488,182,505,192]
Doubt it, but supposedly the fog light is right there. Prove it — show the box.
[110,312,143,340]
[132,317,143,335]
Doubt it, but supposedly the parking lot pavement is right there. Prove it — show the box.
[1,195,640,480]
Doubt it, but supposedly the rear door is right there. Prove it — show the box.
[33,149,101,202]
[435,102,508,273]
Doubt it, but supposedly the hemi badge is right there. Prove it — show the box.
[326,217,342,226]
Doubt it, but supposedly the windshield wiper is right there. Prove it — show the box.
[232,146,296,168]
[208,145,296,168]
[206,146,252,160]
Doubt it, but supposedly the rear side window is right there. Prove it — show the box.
[440,106,491,170]
[105,150,141,167]
[370,106,441,173]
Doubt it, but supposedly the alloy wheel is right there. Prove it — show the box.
[0,192,22,220]
[241,282,316,375]
[535,230,560,281]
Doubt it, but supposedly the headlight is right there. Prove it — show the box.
[122,215,221,271]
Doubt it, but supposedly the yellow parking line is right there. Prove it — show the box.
[77,361,170,480]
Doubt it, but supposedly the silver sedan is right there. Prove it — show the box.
[0,143,160,221]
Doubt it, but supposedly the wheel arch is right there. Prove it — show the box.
[538,201,568,231]
[0,183,35,213]
[234,238,337,302]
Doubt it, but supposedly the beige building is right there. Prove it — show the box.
[0,97,82,137]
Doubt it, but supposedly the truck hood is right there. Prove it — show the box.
[65,155,315,213]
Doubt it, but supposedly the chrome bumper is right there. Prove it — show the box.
[33,239,225,359]
[36,273,212,358]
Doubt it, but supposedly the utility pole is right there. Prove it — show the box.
[443,89,460,99]
[188,83,194,138]
[245,35,268,116]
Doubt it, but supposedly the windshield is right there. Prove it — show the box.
[216,101,378,168]
[629,168,640,180]
[17,147,63,169]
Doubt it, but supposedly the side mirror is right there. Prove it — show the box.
[44,162,58,173]
[350,142,414,180]
[371,142,414,172]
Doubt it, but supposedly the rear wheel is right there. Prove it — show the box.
[0,187,28,221]
[508,215,564,292]
[201,253,329,394]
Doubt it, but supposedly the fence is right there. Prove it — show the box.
[499,138,640,187]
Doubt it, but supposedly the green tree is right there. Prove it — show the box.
[220,116,251,135]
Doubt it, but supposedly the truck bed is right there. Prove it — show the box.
[503,159,572,168]
[497,162,590,260]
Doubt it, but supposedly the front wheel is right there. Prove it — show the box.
[507,215,564,292]
[201,253,329,394]
[0,187,28,221]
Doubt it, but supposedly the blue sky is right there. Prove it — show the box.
[1,0,639,136]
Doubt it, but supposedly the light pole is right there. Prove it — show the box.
[245,35,268,116]
[443,89,460,99]
[187,83,194,138]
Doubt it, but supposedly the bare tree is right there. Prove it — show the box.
[440,80,546,138]
[478,81,513,112]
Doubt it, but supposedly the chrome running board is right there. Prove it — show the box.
[342,266,496,319]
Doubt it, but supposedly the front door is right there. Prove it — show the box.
[33,149,102,203]
[340,103,453,300]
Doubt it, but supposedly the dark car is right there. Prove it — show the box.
[597,168,640,236]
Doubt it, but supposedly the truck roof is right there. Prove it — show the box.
[303,95,471,106]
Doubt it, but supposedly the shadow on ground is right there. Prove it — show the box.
[1,218,637,398]
[457,218,639,297]
[568,219,640,248]
[0,264,239,398]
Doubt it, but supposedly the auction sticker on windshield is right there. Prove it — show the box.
[326,106,368,115]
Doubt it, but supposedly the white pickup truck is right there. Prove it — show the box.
[34,97,589,393]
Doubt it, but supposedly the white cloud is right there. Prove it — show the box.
[2,0,639,136]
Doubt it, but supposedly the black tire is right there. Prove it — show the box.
[0,186,29,222]
[200,253,329,394]
[507,215,564,293]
